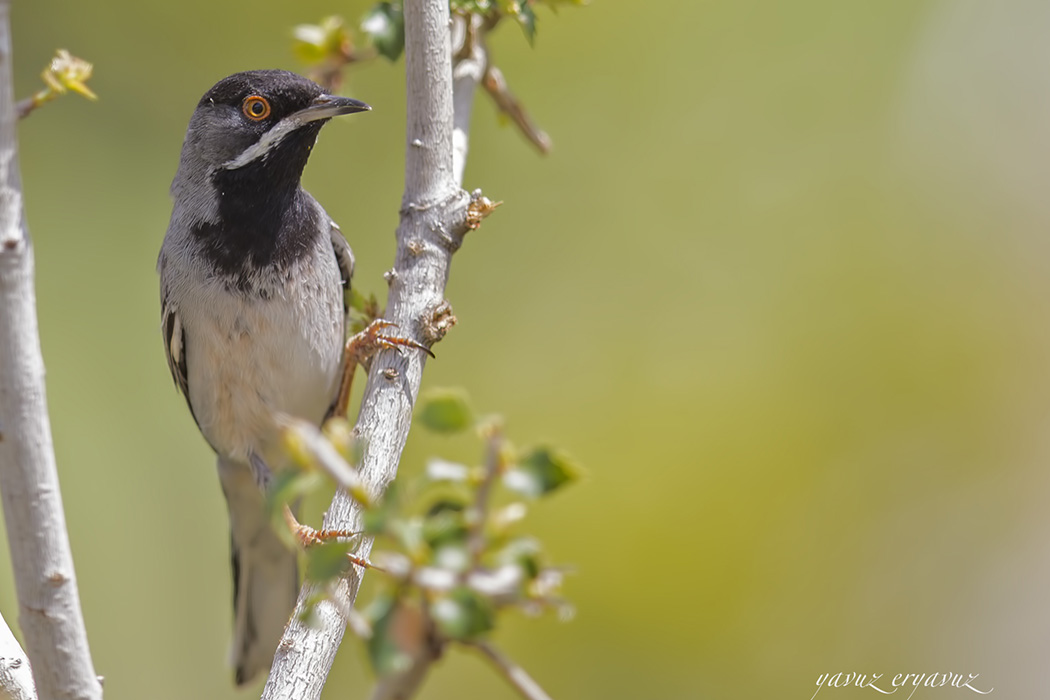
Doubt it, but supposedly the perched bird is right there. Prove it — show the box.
[158,70,370,685]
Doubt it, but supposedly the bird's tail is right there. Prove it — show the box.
[217,457,299,686]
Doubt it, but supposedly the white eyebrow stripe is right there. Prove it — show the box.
[222,113,312,170]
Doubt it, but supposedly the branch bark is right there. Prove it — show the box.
[261,0,480,696]
[0,2,103,698]
[451,13,486,184]
[0,611,36,700]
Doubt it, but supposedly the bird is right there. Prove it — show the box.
[157,69,371,685]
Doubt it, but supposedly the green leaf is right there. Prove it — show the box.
[493,0,537,44]
[348,314,368,336]
[362,482,400,536]
[365,594,420,676]
[390,517,425,557]
[503,446,581,498]
[361,2,405,61]
[292,16,350,65]
[305,540,353,582]
[422,505,468,549]
[298,590,330,627]
[347,290,380,335]
[266,470,326,547]
[517,4,537,45]
[424,496,468,517]
[497,535,543,579]
[450,0,495,13]
[431,586,495,641]
[416,388,474,434]
[347,287,370,313]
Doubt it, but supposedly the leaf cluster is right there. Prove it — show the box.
[273,388,580,682]
[347,287,382,336]
[450,0,586,45]
[294,0,584,72]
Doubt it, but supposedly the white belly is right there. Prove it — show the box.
[181,262,344,465]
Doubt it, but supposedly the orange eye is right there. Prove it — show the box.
[242,95,271,121]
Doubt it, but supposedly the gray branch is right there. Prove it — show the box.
[451,13,486,184]
[0,610,36,700]
[260,0,481,696]
[0,2,103,698]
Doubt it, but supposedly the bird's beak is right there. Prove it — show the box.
[223,95,371,171]
[295,95,372,123]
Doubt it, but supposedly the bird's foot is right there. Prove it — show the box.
[332,320,435,418]
[282,505,379,571]
[348,319,434,366]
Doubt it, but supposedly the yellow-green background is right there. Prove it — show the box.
[3,0,1046,697]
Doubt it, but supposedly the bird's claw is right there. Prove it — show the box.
[282,505,378,571]
[283,505,360,548]
[331,319,434,418]
[347,319,435,363]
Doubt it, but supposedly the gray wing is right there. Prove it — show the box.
[161,299,189,398]
[330,219,354,316]
[325,220,354,421]
[159,253,197,425]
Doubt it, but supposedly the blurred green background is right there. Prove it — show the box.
[3,0,1048,697]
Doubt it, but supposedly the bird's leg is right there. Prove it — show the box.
[281,505,381,571]
[332,320,435,418]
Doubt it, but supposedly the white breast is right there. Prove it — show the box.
[177,250,344,465]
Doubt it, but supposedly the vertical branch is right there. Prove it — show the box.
[0,1,103,698]
[401,0,457,202]
[451,13,487,185]
[262,0,482,696]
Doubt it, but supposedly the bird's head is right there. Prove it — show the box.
[171,70,370,224]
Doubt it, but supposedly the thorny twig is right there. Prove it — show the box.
[452,10,552,155]
[482,63,551,154]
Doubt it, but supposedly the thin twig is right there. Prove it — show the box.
[14,97,35,120]
[467,424,503,563]
[482,63,551,154]
[452,12,552,158]
[466,640,554,700]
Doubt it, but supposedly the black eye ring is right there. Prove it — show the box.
[242,95,271,121]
